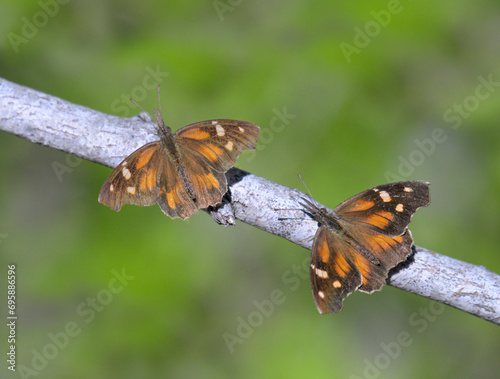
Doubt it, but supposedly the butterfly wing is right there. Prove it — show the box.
[310,227,361,313]
[98,142,162,211]
[334,181,430,272]
[156,152,198,220]
[176,119,260,208]
[335,181,430,237]
[310,226,387,313]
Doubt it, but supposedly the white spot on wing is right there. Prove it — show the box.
[122,167,132,180]
[216,125,225,136]
[404,187,413,192]
[225,141,234,151]
[110,184,114,192]
[315,268,329,279]
[379,191,391,202]
[396,203,404,212]
[238,126,244,133]
[127,186,136,195]
[211,120,217,125]
[318,291,325,299]
[332,280,342,289]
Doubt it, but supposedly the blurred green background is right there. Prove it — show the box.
[1,1,499,378]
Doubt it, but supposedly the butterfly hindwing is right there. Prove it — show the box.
[156,151,198,220]
[178,148,227,210]
[310,226,389,313]
[353,227,415,277]
[310,227,362,313]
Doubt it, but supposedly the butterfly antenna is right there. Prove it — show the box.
[274,206,311,222]
[130,97,154,122]
[157,85,163,115]
[298,174,314,200]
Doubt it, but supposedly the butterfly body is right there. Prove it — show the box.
[303,203,352,245]
[154,111,197,199]
[99,106,260,219]
[300,181,430,314]
[302,199,382,266]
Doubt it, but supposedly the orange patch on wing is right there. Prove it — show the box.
[164,180,186,209]
[393,235,403,243]
[333,253,352,279]
[146,169,156,189]
[198,144,223,163]
[166,190,179,209]
[317,236,330,263]
[207,144,223,156]
[351,255,373,285]
[140,174,148,191]
[196,145,219,162]
[367,234,398,253]
[366,211,394,229]
[180,129,211,140]
[205,173,220,189]
[377,210,394,221]
[136,147,156,169]
[349,199,375,212]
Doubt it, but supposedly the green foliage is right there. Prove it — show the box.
[1,1,499,378]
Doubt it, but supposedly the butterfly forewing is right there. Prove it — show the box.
[177,120,260,172]
[335,181,430,237]
[98,142,162,211]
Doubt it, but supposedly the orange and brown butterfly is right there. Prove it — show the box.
[299,181,430,313]
[98,89,260,219]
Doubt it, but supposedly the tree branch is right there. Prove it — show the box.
[1,78,499,325]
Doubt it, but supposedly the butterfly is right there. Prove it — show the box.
[299,181,430,313]
[99,90,260,219]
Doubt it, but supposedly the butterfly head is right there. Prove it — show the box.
[296,175,333,226]
[153,108,173,139]
[299,197,331,226]
[130,86,173,139]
